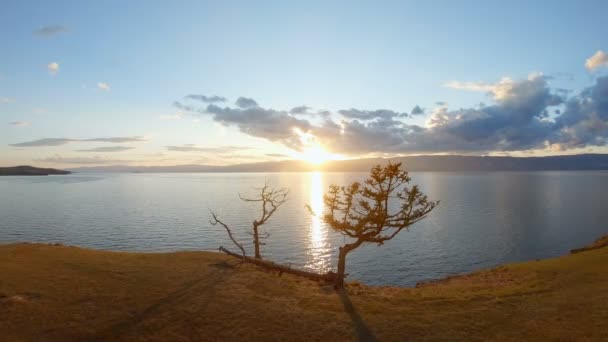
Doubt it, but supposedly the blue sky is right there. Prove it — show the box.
[1,0,608,167]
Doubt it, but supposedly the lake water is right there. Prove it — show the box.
[1,171,607,286]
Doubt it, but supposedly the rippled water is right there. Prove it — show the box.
[1,171,607,286]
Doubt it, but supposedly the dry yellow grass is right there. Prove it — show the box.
[1,242,607,341]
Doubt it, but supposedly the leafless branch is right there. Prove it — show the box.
[209,210,246,256]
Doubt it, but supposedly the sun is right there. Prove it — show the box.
[299,145,332,165]
[290,129,342,165]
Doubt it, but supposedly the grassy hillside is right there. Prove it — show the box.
[1,243,607,341]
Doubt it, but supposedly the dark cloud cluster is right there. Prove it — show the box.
[175,75,608,155]
[551,76,608,150]
[235,97,258,109]
[411,105,425,115]
[175,99,312,150]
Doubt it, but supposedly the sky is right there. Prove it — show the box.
[1,0,608,168]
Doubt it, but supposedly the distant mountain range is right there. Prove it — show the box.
[68,154,608,173]
[0,166,71,176]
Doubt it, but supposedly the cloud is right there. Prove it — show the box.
[36,155,132,165]
[83,137,146,143]
[9,121,29,126]
[0,97,15,103]
[175,100,312,149]
[266,153,289,158]
[585,50,608,71]
[551,76,608,149]
[443,80,495,92]
[167,145,252,153]
[411,105,425,115]
[10,136,146,147]
[444,74,556,103]
[367,74,566,154]
[47,62,59,75]
[176,75,608,156]
[185,95,226,103]
[290,105,311,114]
[339,109,408,120]
[33,25,69,37]
[97,82,110,91]
[76,146,135,152]
[10,138,72,147]
[235,97,258,108]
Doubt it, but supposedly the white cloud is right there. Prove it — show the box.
[0,97,15,103]
[47,62,59,75]
[443,80,495,92]
[444,73,548,102]
[585,50,608,71]
[97,82,110,91]
[9,121,29,126]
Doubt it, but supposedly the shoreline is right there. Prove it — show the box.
[1,236,606,340]
[3,232,607,288]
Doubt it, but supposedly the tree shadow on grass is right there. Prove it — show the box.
[337,289,376,342]
[95,260,238,341]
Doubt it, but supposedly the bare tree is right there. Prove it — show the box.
[210,182,288,259]
[321,162,438,288]
[239,183,288,259]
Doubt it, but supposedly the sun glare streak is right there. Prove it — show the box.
[307,171,331,272]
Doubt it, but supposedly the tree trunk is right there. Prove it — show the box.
[335,240,363,288]
[335,247,348,288]
[253,223,261,259]
[219,246,337,282]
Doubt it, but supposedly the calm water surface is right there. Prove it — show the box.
[1,171,607,286]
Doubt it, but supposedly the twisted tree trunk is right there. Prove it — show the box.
[335,239,364,288]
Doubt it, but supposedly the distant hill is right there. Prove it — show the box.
[0,165,71,176]
[69,154,608,173]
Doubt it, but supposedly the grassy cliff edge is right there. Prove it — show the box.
[1,239,607,341]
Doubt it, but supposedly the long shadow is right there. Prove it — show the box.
[337,289,376,342]
[95,260,237,341]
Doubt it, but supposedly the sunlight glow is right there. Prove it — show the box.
[306,171,331,272]
[299,145,333,165]
[291,128,342,165]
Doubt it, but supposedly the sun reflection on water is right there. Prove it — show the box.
[306,171,332,272]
